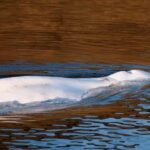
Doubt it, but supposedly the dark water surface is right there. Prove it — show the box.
[0,62,149,78]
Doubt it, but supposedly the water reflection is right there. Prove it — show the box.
[0,116,149,150]
[0,93,149,150]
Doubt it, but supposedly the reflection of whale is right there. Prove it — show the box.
[0,70,149,104]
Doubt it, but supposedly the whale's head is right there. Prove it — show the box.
[108,70,150,82]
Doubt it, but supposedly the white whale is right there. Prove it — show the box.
[0,70,149,104]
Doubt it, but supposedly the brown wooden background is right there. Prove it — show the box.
[0,0,150,64]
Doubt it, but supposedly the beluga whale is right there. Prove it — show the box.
[0,70,149,105]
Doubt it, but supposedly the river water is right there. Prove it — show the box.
[0,62,149,150]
